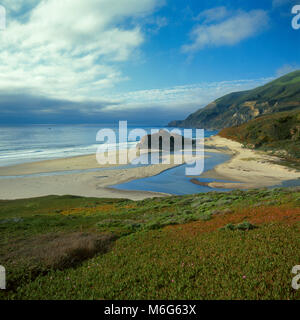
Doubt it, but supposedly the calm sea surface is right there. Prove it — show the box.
[0,125,218,167]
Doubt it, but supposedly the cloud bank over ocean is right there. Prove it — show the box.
[0,0,297,124]
[0,78,270,124]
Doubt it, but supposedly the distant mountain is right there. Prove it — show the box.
[168,70,300,130]
[219,109,300,161]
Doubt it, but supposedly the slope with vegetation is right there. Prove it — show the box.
[219,109,300,161]
[0,189,299,300]
[168,70,300,130]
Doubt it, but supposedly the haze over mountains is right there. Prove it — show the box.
[168,71,300,130]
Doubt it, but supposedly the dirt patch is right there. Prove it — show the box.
[2,231,117,270]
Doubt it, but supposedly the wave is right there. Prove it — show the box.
[0,141,138,167]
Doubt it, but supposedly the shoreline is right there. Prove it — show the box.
[0,151,128,177]
[0,151,200,201]
[0,164,175,201]
[200,135,300,189]
[0,136,299,200]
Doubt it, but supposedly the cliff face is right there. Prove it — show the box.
[168,70,300,130]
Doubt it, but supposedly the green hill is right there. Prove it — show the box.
[219,109,300,161]
[0,189,300,300]
[168,70,300,129]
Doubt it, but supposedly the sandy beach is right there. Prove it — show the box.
[0,163,176,200]
[201,135,300,189]
[0,150,203,200]
[0,136,299,200]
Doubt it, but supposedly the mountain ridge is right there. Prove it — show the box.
[168,70,300,130]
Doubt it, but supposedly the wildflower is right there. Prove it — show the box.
[243,275,247,279]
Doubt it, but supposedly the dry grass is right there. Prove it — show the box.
[2,232,116,270]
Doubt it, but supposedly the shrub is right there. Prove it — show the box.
[221,221,257,231]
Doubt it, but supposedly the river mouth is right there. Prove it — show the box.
[113,152,234,195]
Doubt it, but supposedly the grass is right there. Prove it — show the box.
[0,188,299,300]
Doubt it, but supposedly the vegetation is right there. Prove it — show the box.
[168,70,300,129]
[0,188,299,300]
[219,109,300,161]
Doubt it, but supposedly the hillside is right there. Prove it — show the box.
[0,190,299,300]
[168,70,300,130]
[219,109,300,161]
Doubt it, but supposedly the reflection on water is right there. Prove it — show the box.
[113,152,232,195]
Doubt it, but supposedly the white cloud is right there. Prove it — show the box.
[100,77,272,115]
[0,77,272,123]
[276,64,299,76]
[195,6,230,23]
[0,0,163,100]
[182,9,269,53]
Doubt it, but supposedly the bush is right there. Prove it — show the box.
[221,221,257,231]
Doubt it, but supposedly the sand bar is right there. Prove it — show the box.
[0,151,203,200]
[201,135,300,189]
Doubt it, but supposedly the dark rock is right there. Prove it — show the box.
[137,129,195,152]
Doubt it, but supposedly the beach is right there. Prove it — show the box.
[0,163,174,201]
[0,136,299,200]
[201,135,300,189]
[0,150,204,200]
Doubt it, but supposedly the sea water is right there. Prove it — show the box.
[0,124,218,167]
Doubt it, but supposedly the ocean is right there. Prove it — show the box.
[0,124,218,167]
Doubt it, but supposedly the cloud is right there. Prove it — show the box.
[146,16,168,34]
[102,78,271,113]
[276,64,299,76]
[194,6,230,23]
[0,0,163,101]
[182,9,269,52]
[0,0,40,15]
[0,77,271,124]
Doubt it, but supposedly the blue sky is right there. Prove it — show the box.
[0,0,299,124]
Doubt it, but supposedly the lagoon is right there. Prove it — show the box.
[113,152,232,195]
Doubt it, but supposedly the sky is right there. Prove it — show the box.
[0,0,299,125]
